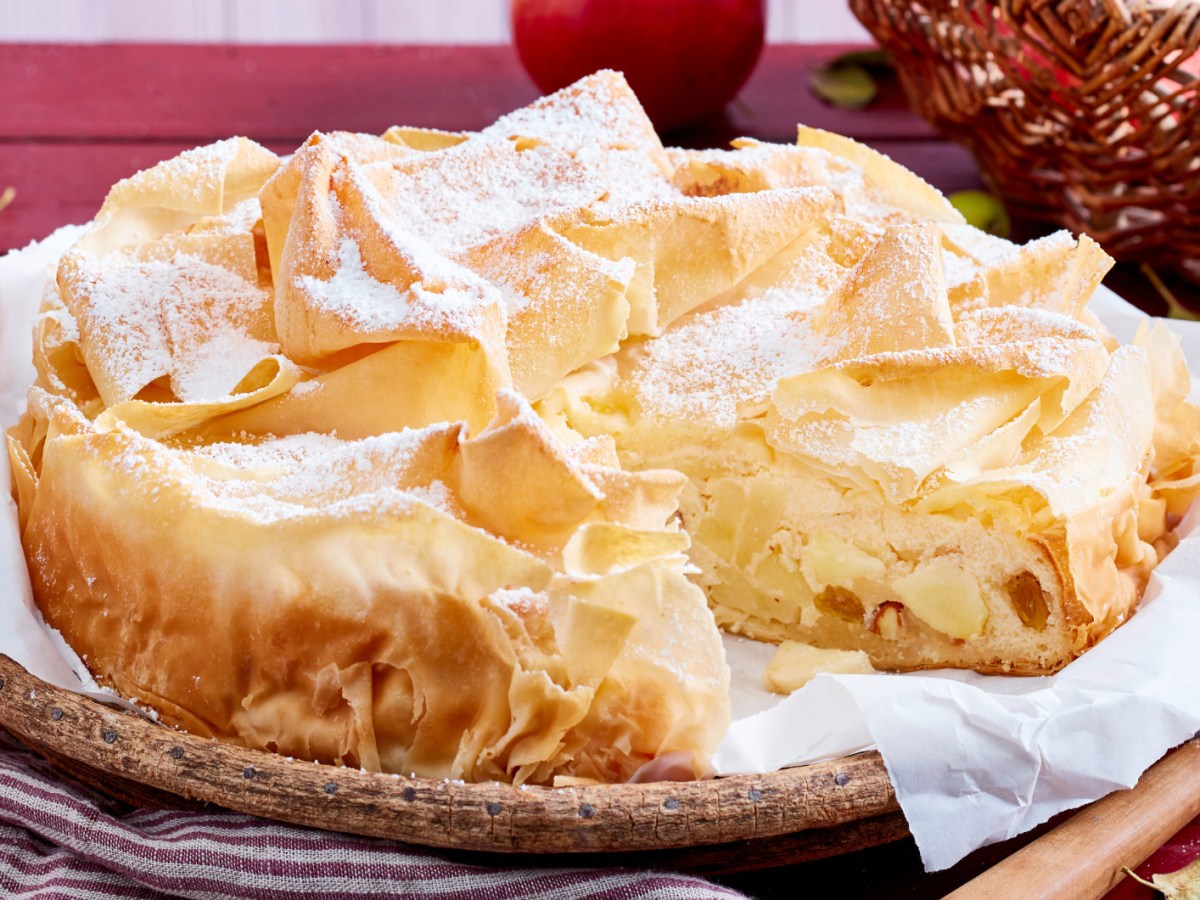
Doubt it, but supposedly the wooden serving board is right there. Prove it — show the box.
[0,654,906,870]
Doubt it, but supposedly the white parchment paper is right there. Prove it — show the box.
[3,230,1199,871]
[0,227,98,693]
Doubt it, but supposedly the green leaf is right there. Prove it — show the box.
[810,63,877,110]
[1166,302,1200,322]
[949,189,1011,238]
[1140,264,1200,321]
[828,49,893,71]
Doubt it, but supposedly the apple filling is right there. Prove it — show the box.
[681,469,1072,673]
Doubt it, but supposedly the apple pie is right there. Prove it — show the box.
[9,72,1200,786]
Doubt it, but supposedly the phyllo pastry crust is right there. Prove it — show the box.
[545,199,1200,675]
[17,387,726,783]
[10,71,1200,787]
[10,75,740,784]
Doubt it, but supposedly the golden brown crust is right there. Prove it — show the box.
[550,204,1196,678]
[13,75,750,784]
[19,390,729,784]
[14,71,1200,794]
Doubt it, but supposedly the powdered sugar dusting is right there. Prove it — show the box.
[280,74,682,346]
[185,426,464,523]
[489,587,550,617]
[170,326,277,401]
[674,140,938,225]
[630,293,829,429]
[298,236,497,337]
[65,250,275,404]
[190,196,263,235]
[940,222,1020,269]
[106,138,248,212]
[814,223,952,363]
[361,138,608,256]
[484,70,660,160]
[847,395,1017,472]
[64,253,170,402]
[482,70,677,212]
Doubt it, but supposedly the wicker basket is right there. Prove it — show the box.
[849,0,1200,269]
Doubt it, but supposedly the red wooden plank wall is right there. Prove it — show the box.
[0,43,978,253]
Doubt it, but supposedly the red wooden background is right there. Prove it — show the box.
[0,43,979,254]
[0,41,1194,897]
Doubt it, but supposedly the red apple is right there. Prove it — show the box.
[511,0,766,134]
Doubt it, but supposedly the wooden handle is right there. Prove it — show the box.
[947,739,1200,900]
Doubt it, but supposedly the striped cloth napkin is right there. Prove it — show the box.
[0,731,747,899]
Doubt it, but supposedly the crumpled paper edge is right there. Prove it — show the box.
[0,227,146,716]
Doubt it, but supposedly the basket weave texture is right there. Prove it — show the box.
[849,0,1200,265]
